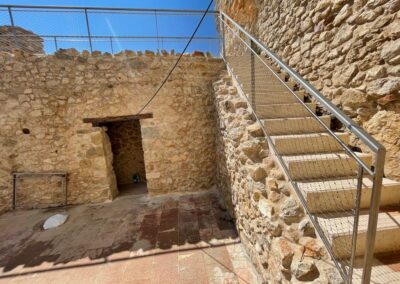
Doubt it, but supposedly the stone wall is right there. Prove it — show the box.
[0,26,44,54]
[217,0,400,180]
[214,72,342,283]
[0,49,224,213]
[107,120,146,185]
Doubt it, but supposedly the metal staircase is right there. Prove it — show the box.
[219,12,400,284]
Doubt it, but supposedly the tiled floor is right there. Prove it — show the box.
[0,189,261,284]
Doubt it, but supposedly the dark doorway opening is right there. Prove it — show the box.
[106,120,147,196]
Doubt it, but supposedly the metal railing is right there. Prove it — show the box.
[0,5,220,55]
[219,12,385,284]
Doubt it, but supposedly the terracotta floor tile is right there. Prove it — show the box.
[0,191,261,284]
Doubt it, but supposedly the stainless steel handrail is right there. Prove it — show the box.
[221,12,383,154]
[220,11,386,284]
[219,16,374,176]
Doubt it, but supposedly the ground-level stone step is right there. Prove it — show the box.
[271,132,349,155]
[282,152,372,180]
[317,211,400,259]
[263,115,331,135]
[298,177,400,213]
[256,103,316,119]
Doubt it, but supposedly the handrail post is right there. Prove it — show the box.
[7,6,19,49]
[54,36,58,52]
[220,13,225,58]
[84,8,93,53]
[109,36,114,54]
[349,164,364,283]
[250,40,256,111]
[362,147,386,283]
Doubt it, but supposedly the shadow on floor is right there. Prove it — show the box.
[117,182,148,197]
[0,190,238,276]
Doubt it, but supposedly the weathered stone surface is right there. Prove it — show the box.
[280,198,302,224]
[364,111,400,180]
[292,259,319,281]
[214,72,336,283]
[258,197,274,218]
[266,177,278,192]
[381,38,400,62]
[272,238,294,269]
[249,165,267,182]
[299,219,316,237]
[0,25,44,54]
[247,122,264,137]
[218,0,400,181]
[0,51,224,213]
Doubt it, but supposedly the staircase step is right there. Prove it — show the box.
[282,152,372,180]
[272,132,349,155]
[256,103,316,119]
[253,91,304,104]
[243,84,294,94]
[317,211,400,258]
[263,115,330,135]
[298,177,400,213]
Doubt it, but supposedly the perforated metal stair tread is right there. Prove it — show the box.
[283,152,371,162]
[271,132,349,154]
[263,115,331,135]
[256,103,316,119]
[253,92,304,103]
[316,211,400,258]
[281,152,372,180]
[297,177,400,212]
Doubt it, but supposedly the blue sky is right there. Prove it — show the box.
[0,0,220,55]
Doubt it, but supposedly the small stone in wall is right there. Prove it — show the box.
[247,122,264,137]
[280,198,302,224]
[299,219,316,237]
[272,238,294,269]
[258,197,274,219]
[269,191,281,203]
[266,177,278,192]
[240,140,261,159]
[263,157,275,172]
[381,38,400,63]
[191,51,204,57]
[292,259,319,281]
[269,168,285,180]
[300,237,325,259]
[377,94,398,105]
[253,190,263,202]
[266,220,282,237]
[249,165,267,182]
[224,98,247,113]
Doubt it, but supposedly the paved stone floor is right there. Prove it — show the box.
[0,189,261,284]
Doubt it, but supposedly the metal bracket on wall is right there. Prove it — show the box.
[12,172,68,210]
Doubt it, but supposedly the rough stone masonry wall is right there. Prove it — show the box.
[0,49,224,213]
[107,120,146,185]
[0,26,44,54]
[217,0,400,181]
[214,72,343,283]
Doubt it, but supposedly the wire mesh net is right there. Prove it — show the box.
[0,7,221,56]
[220,14,382,283]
